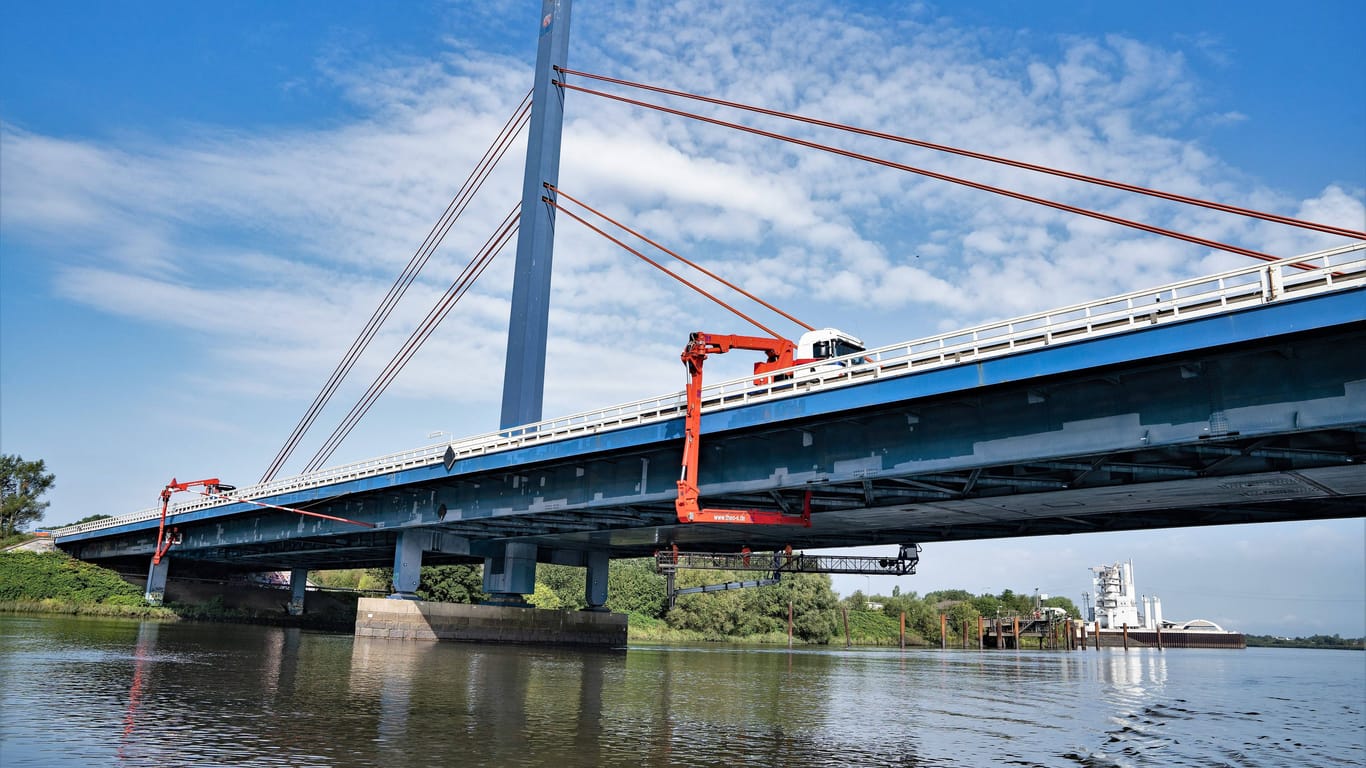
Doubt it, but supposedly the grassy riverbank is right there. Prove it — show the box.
[624,609,934,646]
[0,551,358,628]
[0,550,149,606]
[0,551,1048,647]
[626,613,796,644]
[0,599,179,620]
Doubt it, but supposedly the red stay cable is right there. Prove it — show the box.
[557,67,1366,242]
[556,80,1288,265]
[544,194,786,339]
[547,184,814,332]
[183,487,376,528]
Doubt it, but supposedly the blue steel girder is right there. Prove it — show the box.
[57,290,1366,573]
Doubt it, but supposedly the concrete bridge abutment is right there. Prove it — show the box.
[355,598,626,647]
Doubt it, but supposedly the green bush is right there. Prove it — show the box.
[843,609,901,644]
[0,551,143,603]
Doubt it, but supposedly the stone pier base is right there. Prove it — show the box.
[354,598,627,647]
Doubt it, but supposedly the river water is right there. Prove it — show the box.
[0,614,1360,767]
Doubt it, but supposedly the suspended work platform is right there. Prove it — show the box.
[671,578,781,598]
[654,546,920,576]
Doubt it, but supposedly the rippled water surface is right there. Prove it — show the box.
[1,614,1361,767]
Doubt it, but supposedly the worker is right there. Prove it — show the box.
[671,542,680,564]
[741,545,751,567]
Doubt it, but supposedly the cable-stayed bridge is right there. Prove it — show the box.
[47,2,1365,625]
[53,245,1366,598]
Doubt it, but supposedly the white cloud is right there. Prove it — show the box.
[4,2,1360,408]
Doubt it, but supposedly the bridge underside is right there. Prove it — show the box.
[61,313,1366,576]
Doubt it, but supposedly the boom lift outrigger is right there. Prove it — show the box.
[674,332,812,527]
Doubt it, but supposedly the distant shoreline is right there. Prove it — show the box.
[1244,634,1363,651]
[4,549,1361,647]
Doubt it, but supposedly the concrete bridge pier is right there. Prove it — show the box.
[288,567,308,616]
[388,529,474,600]
[358,538,625,646]
[584,550,609,610]
[482,541,538,606]
[389,529,425,599]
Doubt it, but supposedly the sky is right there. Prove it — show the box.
[2,0,1363,637]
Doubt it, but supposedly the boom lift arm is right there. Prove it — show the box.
[152,478,234,565]
[151,475,377,564]
[675,332,812,526]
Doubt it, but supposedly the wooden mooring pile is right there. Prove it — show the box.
[943,615,1082,651]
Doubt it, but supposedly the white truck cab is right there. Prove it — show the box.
[796,327,866,363]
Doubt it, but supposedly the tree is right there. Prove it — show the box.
[842,589,867,610]
[946,601,981,637]
[970,593,1003,618]
[417,565,485,603]
[925,588,973,603]
[0,455,55,536]
[606,558,667,618]
[357,564,486,602]
[666,569,839,642]
[536,563,587,610]
[526,582,563,609]
[1040,595,1081,619]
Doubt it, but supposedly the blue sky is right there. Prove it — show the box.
[2,0,1362,636]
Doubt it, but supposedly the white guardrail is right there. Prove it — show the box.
[53,243,1365,539]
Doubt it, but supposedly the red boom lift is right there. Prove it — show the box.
[674,332,813,527]
[151,476,376,564]
[152,478,234,565]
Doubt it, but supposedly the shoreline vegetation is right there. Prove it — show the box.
[2,550,1361,649]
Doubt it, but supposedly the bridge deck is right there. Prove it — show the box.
[53,244,1366,571]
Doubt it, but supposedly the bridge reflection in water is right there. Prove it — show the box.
[2,615,1361,767]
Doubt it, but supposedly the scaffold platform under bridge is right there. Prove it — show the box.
[654,546,920,576]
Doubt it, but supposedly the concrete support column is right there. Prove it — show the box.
[144,556,171,606]
[288,567,309,616]
[584,551,609,610]
[390,530,424,600]
[483,541,537,604]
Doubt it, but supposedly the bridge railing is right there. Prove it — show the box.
[688,242,1365,406]
[52,242,1364,539]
